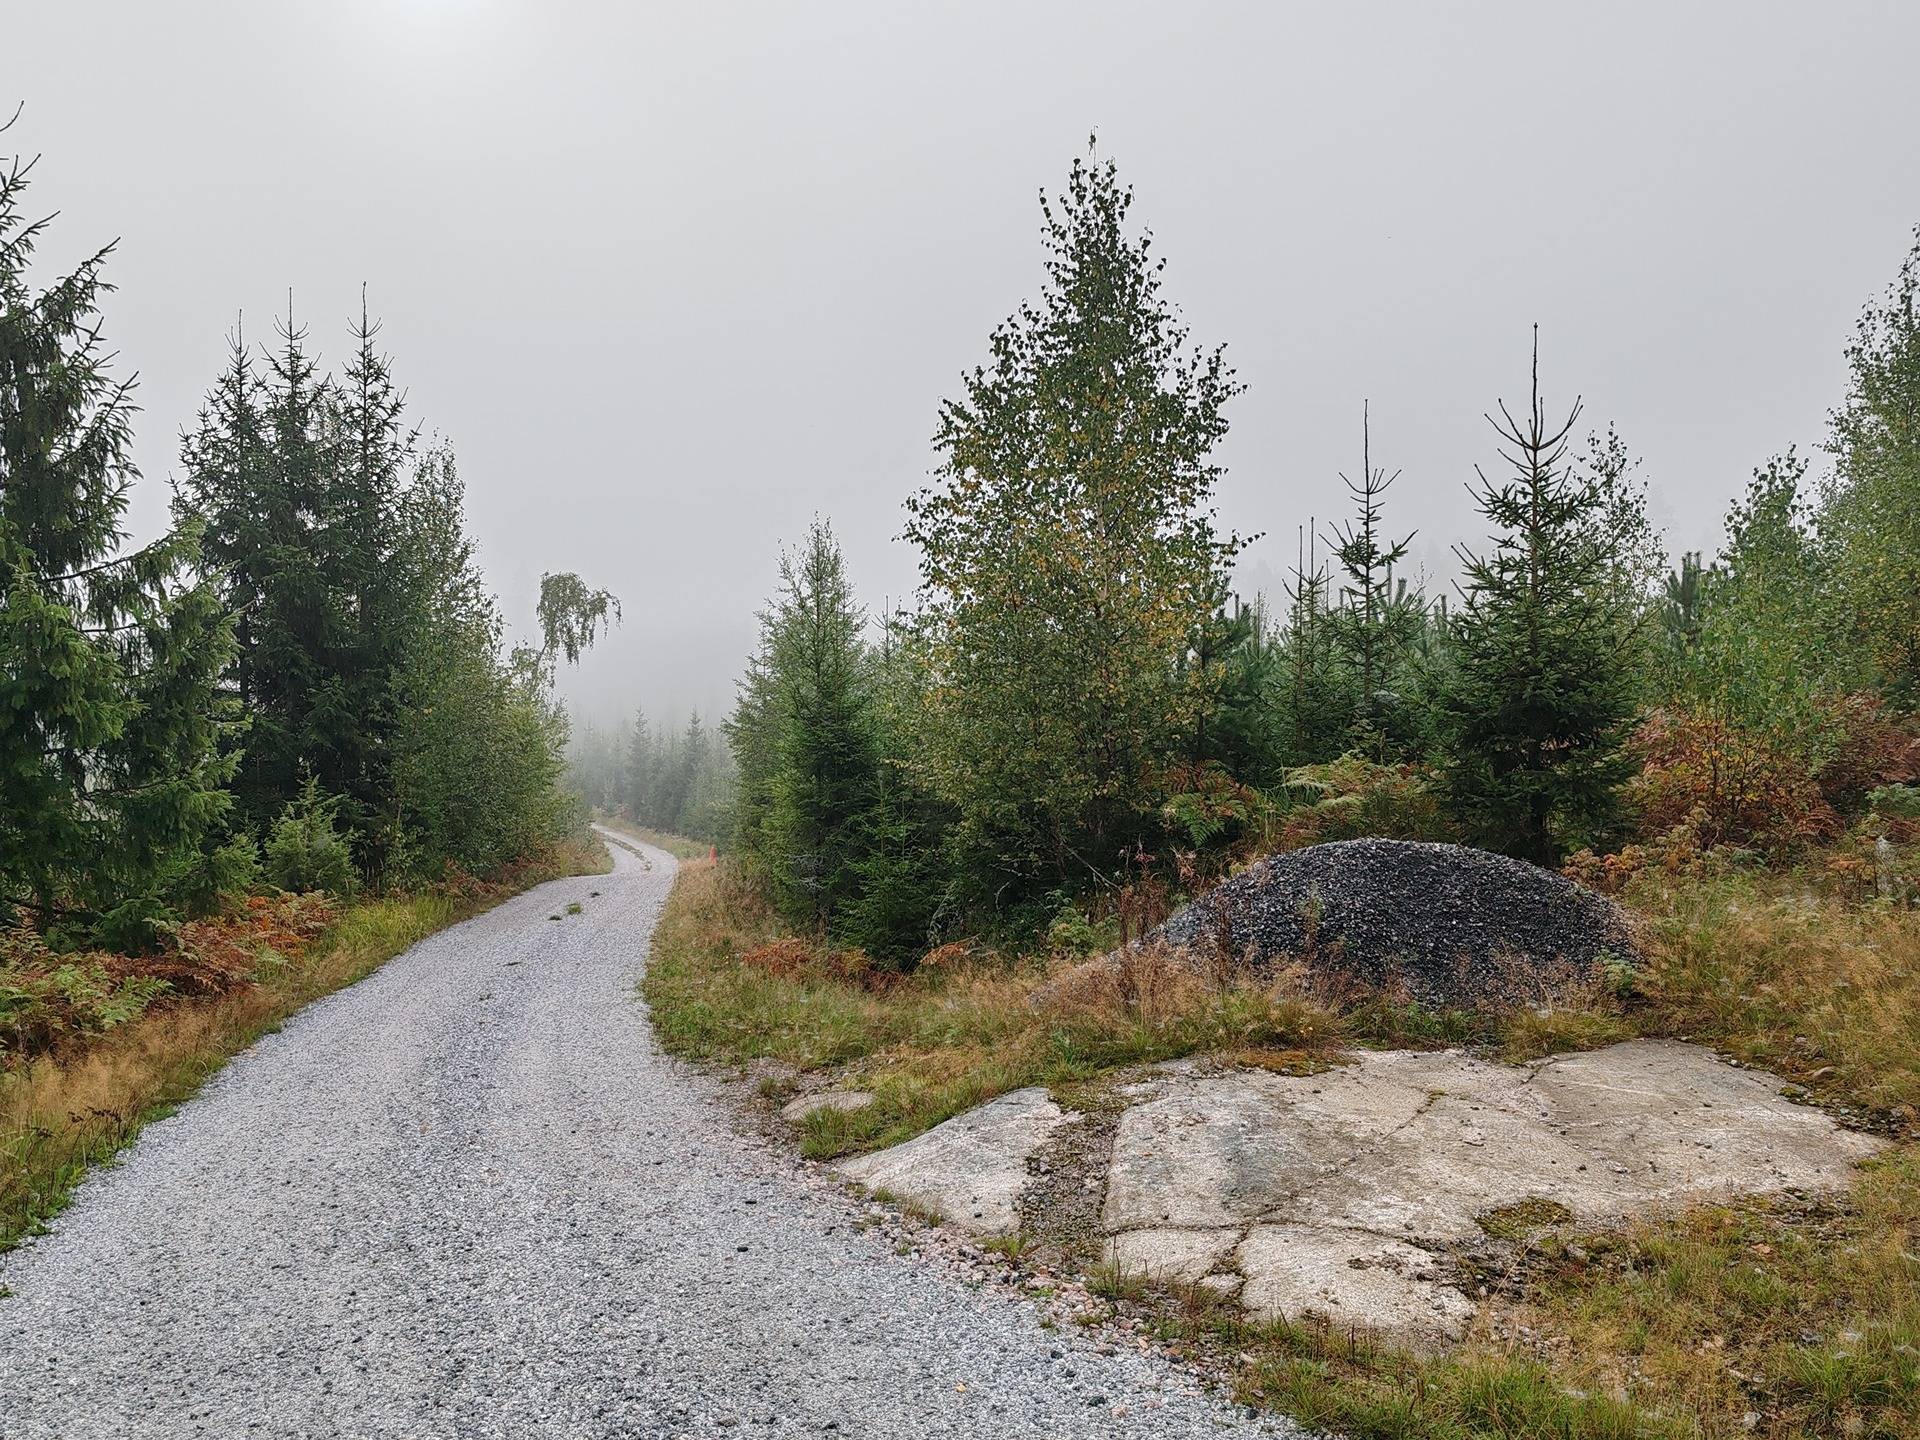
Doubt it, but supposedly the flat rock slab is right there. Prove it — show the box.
[836,1087,1077,1235]
[1101,1039,1881,1347]
[781,1090,875,1124]
[1237,1224,1476,1344]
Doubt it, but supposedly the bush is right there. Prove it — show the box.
[263,778,359,896]
[169,834,263,919]
[1812,693,1920,814]
[1275,753,1444,850]
[1044,903,1102,957]
[1563,819,1721,896]
[1625,707,1836,853]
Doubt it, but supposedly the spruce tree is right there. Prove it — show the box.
[1324,403,1420,756]
[725,622,781,860]
[0,140,237,943]
[1437,333,1637,863]
[330,292,418,858]
[1274,527,1347,765]
[625,709,654,820]
[387,444,573,873]
[179,301,474,877]
[177,309,346,834]
[763,522,876,928]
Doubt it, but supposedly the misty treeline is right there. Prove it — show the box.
[567,711,734,847]
[709,148,1920,965]
[1,134,612,948]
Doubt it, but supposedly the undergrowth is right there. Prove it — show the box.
[0,833,607,1252]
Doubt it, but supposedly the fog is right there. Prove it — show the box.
[10,0,1918,729]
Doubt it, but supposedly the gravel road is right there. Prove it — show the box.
[0,831,1281,1439]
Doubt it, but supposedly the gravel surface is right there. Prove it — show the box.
[0,830,1282,1439]
[1158,838,1639,1007]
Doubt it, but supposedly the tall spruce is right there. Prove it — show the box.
[331,292,418,852]
[1274,526,1347,766]
[836,611,952,963]
[177,307,373,841]
[0,139,237,942]
[762,522,876,928]
[1438,333,1637,863]
[624,709,655,820]
[904,144,1244,900]
[724,613,781,858]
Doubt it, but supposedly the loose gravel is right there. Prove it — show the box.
[1158,838,1639,1008]
[0,831,1284,1439]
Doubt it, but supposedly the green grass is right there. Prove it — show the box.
[0,833,607,1252]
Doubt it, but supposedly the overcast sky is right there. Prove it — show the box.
[10,1,1919,730]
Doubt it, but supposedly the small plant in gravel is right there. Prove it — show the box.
[1476,1197,1575,1242]
[1088,1260,1147,1304]
[982,1231,1033,1263]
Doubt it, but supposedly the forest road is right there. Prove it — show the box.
[0,828,1284,1439]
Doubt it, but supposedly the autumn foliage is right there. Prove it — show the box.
[1,893,338,1067]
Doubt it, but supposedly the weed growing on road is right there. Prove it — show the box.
[982,1231,1033,1263]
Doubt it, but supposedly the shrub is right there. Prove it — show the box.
[1866,782,1920,840]
[1625,707,1836,852]
[1563,818,1720,896]
[263,778,359,896]
[170,834,263,919]
[1044,904,1102,957]
[1812,693,1920,814]
[1275,753,1444,850]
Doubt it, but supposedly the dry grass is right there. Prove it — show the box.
[1157,867,1920,1440]
[1627,867,1920,1124]
[645,848,1920,1440]
[0,833,608,1251]
[1505,1145,1919,1440]
[642,859,1347,1158]
[1143,1144,1917,1440]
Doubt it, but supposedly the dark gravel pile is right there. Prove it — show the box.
[1157,838,1638,1009]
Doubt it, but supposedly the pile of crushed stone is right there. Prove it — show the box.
[1155,838,1639,1009]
